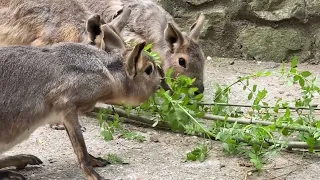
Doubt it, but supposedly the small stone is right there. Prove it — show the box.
[48,159,56,163]
[207,56,212,61]
[150,136,159,143]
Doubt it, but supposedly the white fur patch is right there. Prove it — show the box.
[104,97,142,107]
[0,111,63,154]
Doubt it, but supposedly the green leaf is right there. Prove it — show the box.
[264,71,272,76]
[123,132,146,142]
[256,71,263,77]
[199,152,206,162]
[291,56,298,68]
[186,152,197,161]
[281,128,289,136]
[195,111,206,118]
[194,93,204,101]
[144,43,153,51]
[101,130,113,141]
[248,92,253,100]
[188,87,199,94]
[273,104,280,113]
[299,77,305,87]
[301,71,312,78]
[105,153,127,164]
[306,137,316,152]
[186,144,208,162]
[253,85,257,92]
[284,108,291,117]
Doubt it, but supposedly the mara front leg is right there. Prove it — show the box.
[62,108,108,180]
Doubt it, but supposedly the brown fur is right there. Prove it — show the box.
[83,0,206,93]
[0,0,105,47]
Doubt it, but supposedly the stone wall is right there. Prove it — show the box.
[156,0,320,63]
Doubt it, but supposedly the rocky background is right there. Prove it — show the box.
[156,0,320,63]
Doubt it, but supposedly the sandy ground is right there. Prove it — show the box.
[3,58,320,180]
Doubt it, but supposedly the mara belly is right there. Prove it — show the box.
[0,111,63,154]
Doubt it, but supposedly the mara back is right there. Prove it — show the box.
[0,0,105,46]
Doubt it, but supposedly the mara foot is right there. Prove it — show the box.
[49,123,86,132]
[0,170,26,180]
[0,154,43,170]
[88,154,110,167]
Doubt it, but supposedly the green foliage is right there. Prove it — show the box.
[186,144,209,162]
[135,68,208,134]
[123,132,146,142]
[98,109,146,143]
[99,109,121,142]
[105,153,128,164]
[143,43,161,66]
[97,45,320,171]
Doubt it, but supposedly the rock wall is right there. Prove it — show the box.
[156,0,320,63]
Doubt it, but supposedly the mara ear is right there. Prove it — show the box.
[189,13,205,42]
[108,8,131,34]
[86,14,106,43]
[100,24,126,52]
[164,23,185,52]
[125,41,146,79]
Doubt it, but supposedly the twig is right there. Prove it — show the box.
[202,114,316,133]
[86,104,320,150]
[95,104,316,133]
[91,104,171,130]
[213,79,242,102]
[270,140,320,150]
[244,164,297,180]
[199,102,320,111]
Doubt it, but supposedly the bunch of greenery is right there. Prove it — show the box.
[96,44,320,170]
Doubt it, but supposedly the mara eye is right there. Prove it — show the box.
[145,65,153,75]
[178,58,186,68]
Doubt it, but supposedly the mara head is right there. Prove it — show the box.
[89,16,168,107]
[163,13,206,94]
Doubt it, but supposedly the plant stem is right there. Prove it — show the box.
[91,103,170,130]
[203,114,314,132]
[199,102,320,110]
[92,104,315,133]
[213,79,241,102]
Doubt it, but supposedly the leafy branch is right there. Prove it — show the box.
[93,45,320,171]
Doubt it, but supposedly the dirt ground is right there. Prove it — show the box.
[3,58,320,180]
